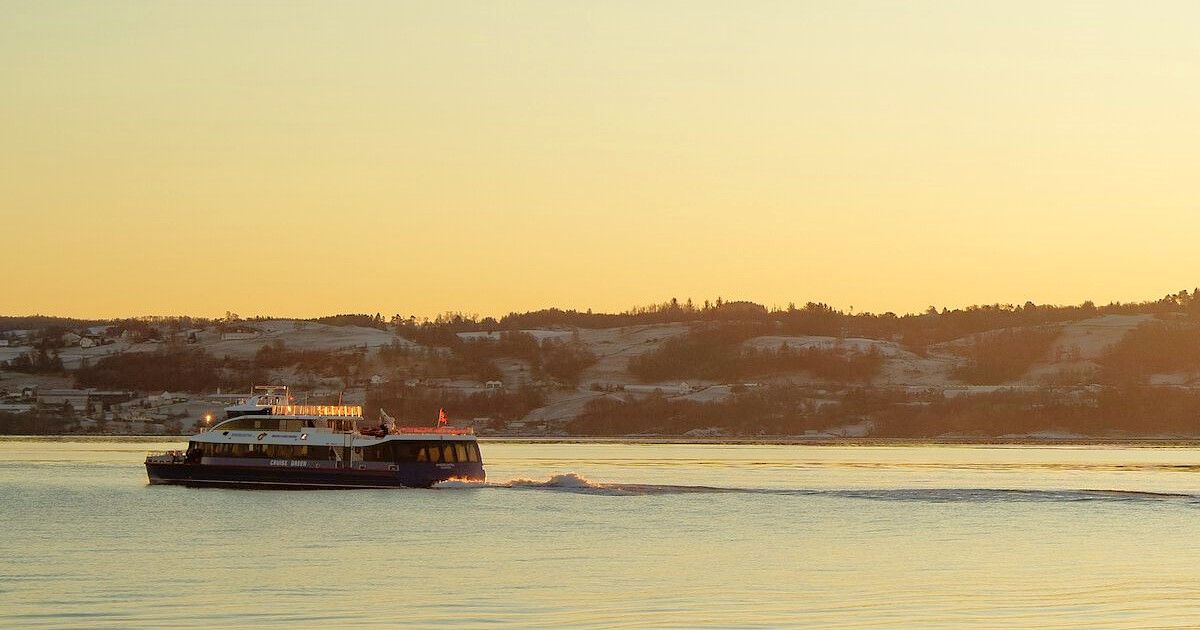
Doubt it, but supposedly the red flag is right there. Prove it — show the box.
[437,408,448,427]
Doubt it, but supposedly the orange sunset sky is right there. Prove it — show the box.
[4,1,1200,319]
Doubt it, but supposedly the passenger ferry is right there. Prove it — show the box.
[145,386,484,489]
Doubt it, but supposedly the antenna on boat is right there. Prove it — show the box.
[381,408,397,433]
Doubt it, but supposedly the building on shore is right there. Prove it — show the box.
[36,389,136,415]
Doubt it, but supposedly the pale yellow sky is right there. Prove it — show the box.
[3,1,1200,319]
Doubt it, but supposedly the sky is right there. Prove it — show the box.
[3,1,1200,319]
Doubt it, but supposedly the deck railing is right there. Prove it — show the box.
[271,404,362,417]
[396,426,474,435]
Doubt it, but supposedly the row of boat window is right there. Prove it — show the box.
[192,441,481,464]
[218,418,356,432]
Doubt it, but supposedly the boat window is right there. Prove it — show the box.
[195,442,353,461]
[263,444,307,458]
[442,444,456,463]
[214,417,296,431]
[390,442,418,463]
[454,443,467,463]
[427,444,441,463]
[466,443,480,462]
[363,443,389,462]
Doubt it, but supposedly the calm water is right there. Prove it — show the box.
[3,439,1200,628]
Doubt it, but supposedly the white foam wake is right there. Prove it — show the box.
[431,475,1200,503]
[432,472,600,490]
[433,473,730,495]
[506,472,598,489]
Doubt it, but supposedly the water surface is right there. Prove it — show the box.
[2,439,1199,628]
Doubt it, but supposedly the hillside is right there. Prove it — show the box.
[5,294,1200,437]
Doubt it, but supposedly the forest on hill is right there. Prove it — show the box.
[6,288,1200,345]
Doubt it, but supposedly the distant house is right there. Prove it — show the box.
[150,392,187,405]
[37,388,92,411]
[79,334,109,348]
[370,375,390,385]
[485,380,504,390]
[36,389,135,415]
[0,339,9,347]
[61,332,82,346]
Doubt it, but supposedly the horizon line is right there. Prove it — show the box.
[4,287,1196,324]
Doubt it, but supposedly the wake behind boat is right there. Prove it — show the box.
[145,386,484,489]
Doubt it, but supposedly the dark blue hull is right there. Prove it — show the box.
[146,460,485,489]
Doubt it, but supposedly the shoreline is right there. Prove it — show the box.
[5,434,1200,447]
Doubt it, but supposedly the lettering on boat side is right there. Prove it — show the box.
[269,460,309,467]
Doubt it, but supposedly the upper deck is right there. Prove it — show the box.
[202,385,476,447]
[207,410,474,443]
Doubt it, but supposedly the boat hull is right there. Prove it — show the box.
[146,460,484,489]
